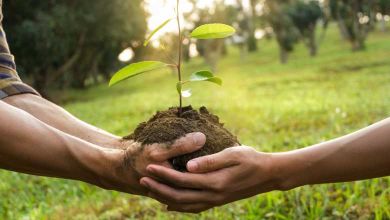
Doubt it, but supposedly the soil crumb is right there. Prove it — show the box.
[125,106,239,171]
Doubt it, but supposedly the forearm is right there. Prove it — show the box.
[3,94,121,148]
[0,101,110,186]
[273,118,390,190]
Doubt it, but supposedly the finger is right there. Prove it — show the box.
[146,164,215,189]
[140,177,214,204]
[187,148,239,173]
[147,192,210,214]
[167,204,212,214]
[148,132,206,161]
[147,190,172,205]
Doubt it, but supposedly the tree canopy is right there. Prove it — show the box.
[3,0,147,95]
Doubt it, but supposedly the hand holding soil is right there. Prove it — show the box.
[126,106,239,171]
[94,132,206,196]
[139,118,390,213]
[122,132,206,177]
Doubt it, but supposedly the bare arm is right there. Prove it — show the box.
[140,118,390,213]
[3,94,121,148]
[0,100,206,196]
[275,117,390,188]
[0,100,110,185]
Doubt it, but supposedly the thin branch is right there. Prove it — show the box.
[176,0,183,115]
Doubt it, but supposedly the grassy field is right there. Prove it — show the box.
[1,25,390,219]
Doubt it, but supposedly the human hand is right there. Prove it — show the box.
[96,132,206,196]
[139,146,283,213]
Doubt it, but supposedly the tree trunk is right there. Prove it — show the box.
[308,25,317,57]
[204,39,223,72]
[248,0,258,52]
[238,43,247,60]
[247,34,258,52]
[379,17,387,32]
[90,54,102,85]
[337,15,350,40]
[350,1,367,51]
[183,43,191,62]
[279,47,288,64]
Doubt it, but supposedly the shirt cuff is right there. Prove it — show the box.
[0,82,41,99]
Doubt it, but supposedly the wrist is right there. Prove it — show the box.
[267,151,307,191]
[72,144,112,187]
[93,143,147,195]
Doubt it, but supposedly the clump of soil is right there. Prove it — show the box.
[125,106,239,171]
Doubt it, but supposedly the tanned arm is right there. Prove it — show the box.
[0,100,206,196]
[4,94,122,148]
[139,118,390,213]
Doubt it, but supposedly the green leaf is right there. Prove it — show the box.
[144,18,172,46]
[109,61,168,87]
[176,82,182,95]
[189,70,223,86]
[190,23,236,39]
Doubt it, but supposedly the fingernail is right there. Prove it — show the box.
[140,179,150,188]
[192,132,205,146]
[146,165,155,173]
[187,161,198,171]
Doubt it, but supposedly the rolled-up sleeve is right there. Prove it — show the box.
[0,0,40,99]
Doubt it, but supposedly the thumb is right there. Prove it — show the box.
[149,132,206,161]
[187,148,238,173]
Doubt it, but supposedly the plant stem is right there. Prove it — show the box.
[176,0,183,116]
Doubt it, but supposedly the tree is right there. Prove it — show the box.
[234,0,259,52]
[376,0,390,31]
[328,0,376,51]
[288,0,323,56]
[263,0,300,63]
[3,0,147,95]
[186,0,232,72]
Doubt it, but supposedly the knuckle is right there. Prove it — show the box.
[177,144,191,155]
[211,181,225,192]
[228,146,253,161]
[143,147,154,156]
[242,145,256,153]
[172,194,184,203]
[173,138,186,148]
[149,151,164,161]
[176,176,188,186]
[202,157,215,170]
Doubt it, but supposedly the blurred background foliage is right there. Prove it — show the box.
[2,0,390,97]
[3,0,147,96]
[1,0,390,219]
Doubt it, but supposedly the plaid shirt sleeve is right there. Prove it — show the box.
[0,0,40,99]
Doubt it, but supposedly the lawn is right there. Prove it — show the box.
[1,24,389,219]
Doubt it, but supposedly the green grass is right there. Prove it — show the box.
[1,24,390,219]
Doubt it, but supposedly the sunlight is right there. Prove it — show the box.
[144,0,248,43]
[118,48,134,62]
[144,0,193,40]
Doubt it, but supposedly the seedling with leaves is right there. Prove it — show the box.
[109,0,235,115]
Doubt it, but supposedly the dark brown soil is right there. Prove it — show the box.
[125,106,239,171]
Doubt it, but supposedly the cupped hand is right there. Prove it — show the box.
[97,132,206,196]
[140,146,281,213]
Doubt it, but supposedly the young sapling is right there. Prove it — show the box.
[109,0,236,116]
[109,0,239,171]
